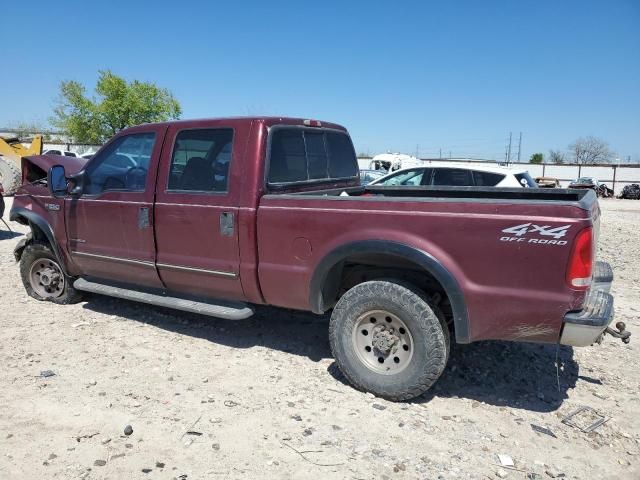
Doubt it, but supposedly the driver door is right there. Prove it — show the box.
[65,125,167,288]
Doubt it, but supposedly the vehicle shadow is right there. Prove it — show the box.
[81,294,578,412]
[0,228,22,240]
[418,341,577,412]
[81,295,333,362]
[329,340,578,412]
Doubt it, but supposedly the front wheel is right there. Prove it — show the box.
[20,242,83,304]
[329,280,449,401]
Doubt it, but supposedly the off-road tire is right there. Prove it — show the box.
[20,242,83,304]
[0,158,22,196]
[329,280,449,401]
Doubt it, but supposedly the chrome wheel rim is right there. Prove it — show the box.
[352,310,414,375]
[29,258,65,298]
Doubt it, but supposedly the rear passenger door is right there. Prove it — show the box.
[154,124,245,301]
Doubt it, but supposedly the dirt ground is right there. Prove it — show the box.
[0,197,638,480]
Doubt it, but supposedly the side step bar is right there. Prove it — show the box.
[74,278,254,320]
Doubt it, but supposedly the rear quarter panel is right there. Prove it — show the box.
[257,194,594,343]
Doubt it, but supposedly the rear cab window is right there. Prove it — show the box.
[267,127,358,187]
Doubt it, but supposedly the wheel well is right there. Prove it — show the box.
[28,222,49,243]
[11,211,66,273]
[320,253,455,333]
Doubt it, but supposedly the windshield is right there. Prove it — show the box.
[574,177,595,184]
[514,171,537,188]
[360,170,386,185]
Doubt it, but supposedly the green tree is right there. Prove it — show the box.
[529,152,544,164]
[51,70,181,143]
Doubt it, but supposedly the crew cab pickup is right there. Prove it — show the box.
[10,117,630,401]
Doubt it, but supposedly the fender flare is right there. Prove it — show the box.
[309,240,470,344]
[10,206,69,274]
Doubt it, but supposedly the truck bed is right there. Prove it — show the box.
[256,187,598,344]
[299,185,593,206]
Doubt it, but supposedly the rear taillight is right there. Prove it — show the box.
[566,226,593,290]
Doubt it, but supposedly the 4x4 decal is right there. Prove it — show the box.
[500,223,570,245]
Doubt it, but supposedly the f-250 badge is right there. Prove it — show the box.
[500,223,570,245]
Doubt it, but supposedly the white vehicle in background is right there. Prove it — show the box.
[369,152,422,172]
[369,162,538,188]
[43,149,78,157]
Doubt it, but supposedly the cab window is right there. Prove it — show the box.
[84,132,156,195]
[268,128,358,184]
[167,129,234,192]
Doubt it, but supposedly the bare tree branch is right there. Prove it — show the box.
[569,136,613,164]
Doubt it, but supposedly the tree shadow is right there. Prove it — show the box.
[81,294,578,412]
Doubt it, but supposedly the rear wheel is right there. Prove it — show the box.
[329,280,449,401]
[20,242,83,304]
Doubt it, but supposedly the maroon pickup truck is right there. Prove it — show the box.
[10,117,629,400]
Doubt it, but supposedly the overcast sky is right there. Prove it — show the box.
[1,0,639,161]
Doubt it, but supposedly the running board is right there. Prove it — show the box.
[74,278,254,320]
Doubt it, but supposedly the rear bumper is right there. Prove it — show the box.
[560,261,614,346]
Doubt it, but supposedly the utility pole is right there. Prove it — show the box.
[415,144,419,159]
[517,132,522,162]
[439,148,442,159]
[507,132,512,164]
[449,151,452,159]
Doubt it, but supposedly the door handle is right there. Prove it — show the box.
[220,212,234,236]
[138,207,150,229]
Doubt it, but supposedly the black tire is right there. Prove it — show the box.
[20,242,83,304]
[329,280,449,401]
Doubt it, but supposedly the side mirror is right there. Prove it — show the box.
[48,165,68,198]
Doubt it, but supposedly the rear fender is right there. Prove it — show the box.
[309,240,470,343]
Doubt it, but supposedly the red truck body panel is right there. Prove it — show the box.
[257,194,594,342]
[12,117,600,345]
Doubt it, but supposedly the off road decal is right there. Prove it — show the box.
[500,223,570,246]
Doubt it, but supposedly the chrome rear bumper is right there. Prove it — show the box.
[560,261,617,347]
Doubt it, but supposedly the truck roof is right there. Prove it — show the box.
[130,116,348,131]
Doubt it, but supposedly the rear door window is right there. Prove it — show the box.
[268,128,358,184]
[432,168,474,186]
[472,170,505,186]
[167,128,234,192]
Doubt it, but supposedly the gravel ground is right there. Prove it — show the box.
[0,197,638,480]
